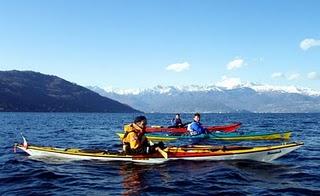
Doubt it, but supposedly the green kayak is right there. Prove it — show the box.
[117,131,292,141]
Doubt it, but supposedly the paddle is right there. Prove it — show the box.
[150,121,192,129]
[182,121,192,127]
[149,140,168,159]
[155,147,168,159]
[150,125,163,128]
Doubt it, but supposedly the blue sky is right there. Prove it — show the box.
[0,0,319,90]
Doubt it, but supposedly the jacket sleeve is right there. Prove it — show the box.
[171,118,176,126]
[187,123,193,132]
[126,132,140,149]
[188,122,206,134]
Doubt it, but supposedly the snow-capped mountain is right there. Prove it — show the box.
[87,83,320,113]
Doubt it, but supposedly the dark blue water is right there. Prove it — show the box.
[1,113,319,195]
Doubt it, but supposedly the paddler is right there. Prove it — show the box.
[122,115,164,154]
[187,113,208,135]
[169,113,184,128]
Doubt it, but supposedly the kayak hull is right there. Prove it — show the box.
[16,142,303,164]
[146,122,241,133]
[117,131,292,142]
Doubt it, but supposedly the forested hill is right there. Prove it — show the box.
[0,70,140,113]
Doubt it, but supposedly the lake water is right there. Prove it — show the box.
[1,113,319,195]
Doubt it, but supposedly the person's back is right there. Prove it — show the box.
[187,113,207,135]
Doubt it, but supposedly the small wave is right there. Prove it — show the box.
[278,172,320,182]
[34,170,67,180]
[269,187,320,195]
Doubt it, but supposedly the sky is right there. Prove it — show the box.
[0,0,319,90]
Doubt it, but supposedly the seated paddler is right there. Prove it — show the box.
[169,113,184,128]
[122,115,164,154]
[187,113,208,136]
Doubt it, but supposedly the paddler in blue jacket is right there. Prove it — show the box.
[187,113,207,135]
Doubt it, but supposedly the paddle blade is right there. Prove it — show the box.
[156,147,168,159]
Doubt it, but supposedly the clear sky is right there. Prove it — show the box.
[0,0,319,90]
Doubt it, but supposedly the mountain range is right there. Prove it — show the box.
[0,71,139,113]
[88,84,320,113]
[1,70,318,113]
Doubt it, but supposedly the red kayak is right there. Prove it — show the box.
[146,122,242,133]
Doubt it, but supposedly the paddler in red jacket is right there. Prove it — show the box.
[122,116,164,154]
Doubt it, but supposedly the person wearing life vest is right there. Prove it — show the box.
[122,116,164,154]
[169,113,184,128]
[187,113,207,135]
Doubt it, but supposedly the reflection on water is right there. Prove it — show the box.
[120,163,146,196]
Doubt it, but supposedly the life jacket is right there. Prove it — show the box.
[187,121,206,135]
[171,118,182,126]
[122,123,148,152]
